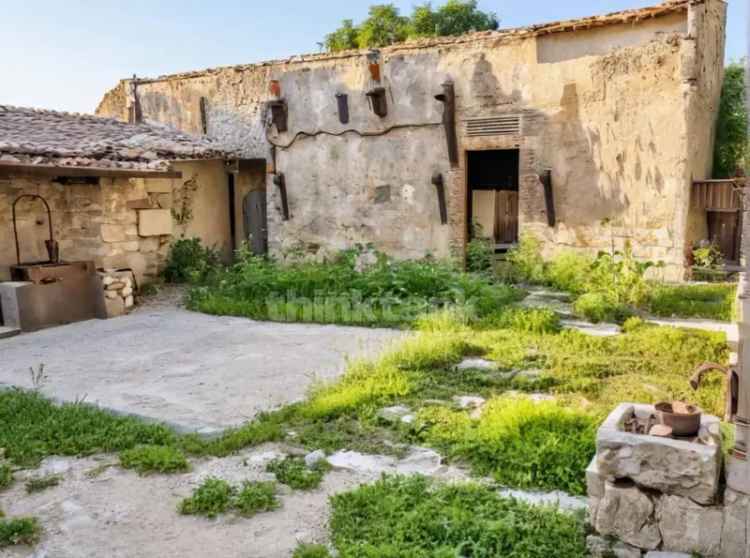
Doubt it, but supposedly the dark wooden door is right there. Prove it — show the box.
[243,190,268,255]
[707,211,739,263]
[495,191,519,244]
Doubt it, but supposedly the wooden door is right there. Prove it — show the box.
[242,190,268,255]
[495,191,519,244]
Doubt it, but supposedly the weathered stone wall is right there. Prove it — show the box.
[0,160,232,283]
[97,1,726,278]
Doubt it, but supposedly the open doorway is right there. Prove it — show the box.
[467,149,520,251]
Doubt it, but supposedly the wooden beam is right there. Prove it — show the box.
[0,162,182,179]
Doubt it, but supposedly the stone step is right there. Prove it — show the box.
[0,326,20,339]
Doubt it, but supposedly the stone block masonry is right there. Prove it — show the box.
[588,403,749,557]
[99,269,136,318]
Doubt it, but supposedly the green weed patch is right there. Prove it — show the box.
[179,477,279,518]
[329,475,587,557]
[119,445,190,475]
[266,456,330,490]
[0,517,41,548]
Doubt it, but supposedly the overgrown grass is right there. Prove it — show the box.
[25,474,62,494]
[647,283,736,321]
[0,517,41,548]
[293,543,331,558]
[418,397,596,494]
[0,389,178,468]
[234,481,280,517]
[508,235,737,322]
[266,456,330,490]
[178,477,279,518]
[178,477,233,518]
[119,445,190,475]
[186,246,523,327]
[329,475,587,557]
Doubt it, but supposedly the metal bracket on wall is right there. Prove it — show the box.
[268,100,288,133]
[199,97,208,135]
[434,82,459,167]
[541,169,556,227]
[273,173,290,221]
[365,87,388,118]
[431,172,448,225]
[336,93,350,124]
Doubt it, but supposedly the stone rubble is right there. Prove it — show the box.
[98,269,137,318]
[376,405,413,424]
[454,358,498,371]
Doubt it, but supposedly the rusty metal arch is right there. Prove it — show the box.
[12,194,56,265]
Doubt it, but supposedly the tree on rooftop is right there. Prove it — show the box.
[713,61,749,178]
[324,0,499,52]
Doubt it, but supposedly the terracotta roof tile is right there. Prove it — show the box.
[0,105,232,171]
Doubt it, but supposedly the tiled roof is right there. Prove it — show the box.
[129,1,690,84]
[0,105,231,171]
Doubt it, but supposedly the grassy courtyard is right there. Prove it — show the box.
[0,242,734,555]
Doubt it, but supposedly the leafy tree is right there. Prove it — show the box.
[356,4,410,48]
[324,19,359,52]
[713,61,748,178]
[430,0,499,37]
[324,0,499,52]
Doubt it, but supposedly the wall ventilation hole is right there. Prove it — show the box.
[464,115,521,137]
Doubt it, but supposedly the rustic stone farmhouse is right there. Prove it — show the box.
[95,0,728,280]
[0,106,237,330]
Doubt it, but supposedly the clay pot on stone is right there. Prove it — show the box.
[655,401,702,437]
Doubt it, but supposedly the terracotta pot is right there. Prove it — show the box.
[655,401,702,437]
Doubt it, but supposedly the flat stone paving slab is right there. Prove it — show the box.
[0,308,404,433]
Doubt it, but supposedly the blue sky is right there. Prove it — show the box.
[0,0,746,114]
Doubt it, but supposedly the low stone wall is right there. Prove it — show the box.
[588,403,748,558]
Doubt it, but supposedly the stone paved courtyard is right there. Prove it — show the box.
[0,308,404,434]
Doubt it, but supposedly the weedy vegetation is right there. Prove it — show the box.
[0,517,41,548]
[24,474,62,494]
[119,445,190,475]
[178,477,279,518]
[0,465,12,491]
[292,543,332,558]
[329,475,587,557]
[266,456,331,490]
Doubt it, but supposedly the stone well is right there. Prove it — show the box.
[588,403,749,558]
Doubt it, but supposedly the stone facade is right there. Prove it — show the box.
[96,0,726,280]
[0,159,233,286]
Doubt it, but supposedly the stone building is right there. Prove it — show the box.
[0,105,235,284]
[96,0,727,280]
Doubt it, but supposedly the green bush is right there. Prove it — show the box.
[0,517,41,548]
[293,544,332,558]
[179,477,234,518]
[234,481,279,517]
[507,235,546,283]
[573,292,633,324]
[266,456,330,490]
[545,252,591,295]
[329,475,587,557]
[164,238,220,284]
[466,237,494,274]
[188,247,522,326]
[496,308,561,334]
[120,445,189,475]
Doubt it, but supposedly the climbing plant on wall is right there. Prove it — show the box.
[713,61,749,178]
[171,174,200,234]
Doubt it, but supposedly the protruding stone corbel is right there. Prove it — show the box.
[434,81,458,167]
